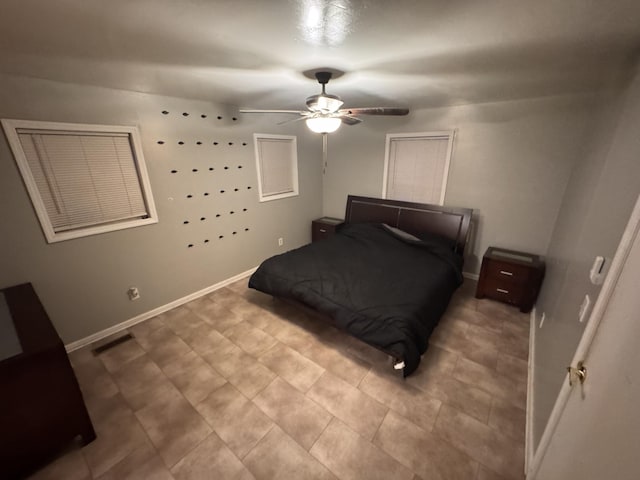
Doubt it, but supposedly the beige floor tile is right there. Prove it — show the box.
[199,336,251,377]
[307,371,388,440]
[253,377,332,450]
[433,405,524,479]
[444,304,504,337]
[96,442,173,480]
[227,359,277,399]
[476,465,523,480]
[310,418,414,480]
[430,319,500,370]
[162,307,203,336]
[97,339,146,373]
[207,286,243,309]
[73,356,120,405]
[418,374,493,423]
[161,350,227,405]
[135,393,212,468]
[496,352,528,385]
[453,357,527,408]
[273,320,319,353]
[403,345,459,389]
[476,299,522,319]
[177,322,228,356]
[244,309,289,337]
[171,433,251,480]
[111,354,182,411]
[258,342,325,392]
[184,294,215,312]
[488,398,526,443]
[194,300,245,332]
[146,335,193,369]
[359,369,442,432]
[85,392,133,432]
[28,448,90,480]
[223,321,279,357]
[244,426,337,480]
[374,410,478,480]
[497,324,530,361]
[82,410,151,478]
[195,383,274,459]
[303,341,371,387]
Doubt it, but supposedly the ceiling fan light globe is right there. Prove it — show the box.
[306,117,341,133]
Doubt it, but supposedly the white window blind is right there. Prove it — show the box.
[254,134,299,202]
[383,131,454,205]
[2,119,157,243]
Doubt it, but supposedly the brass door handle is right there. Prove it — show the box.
[566,361,587,386]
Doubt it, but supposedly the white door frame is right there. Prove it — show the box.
[527,194,640,478]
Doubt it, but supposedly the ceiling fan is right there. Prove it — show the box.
[239,71,409,133]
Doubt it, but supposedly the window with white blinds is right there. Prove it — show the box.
[383,131,455,205]
[254,134,299,202]
[2,119,157,243]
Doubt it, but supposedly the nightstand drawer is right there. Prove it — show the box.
[482,277,524,305]
[484,260,530,284]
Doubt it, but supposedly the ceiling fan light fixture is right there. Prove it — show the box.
[306,116,341,133]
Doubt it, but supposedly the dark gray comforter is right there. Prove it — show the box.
[249,223,463,375]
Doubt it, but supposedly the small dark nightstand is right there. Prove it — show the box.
[476,247,545,313]
[312,217,343,242]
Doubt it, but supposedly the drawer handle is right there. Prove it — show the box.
[319,228,327,233]
[499,270,513,276]
[496,288,510,294]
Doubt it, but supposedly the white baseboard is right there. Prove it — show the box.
[462,271,479,281]
[64,267,258,353]
[525,306,537,474]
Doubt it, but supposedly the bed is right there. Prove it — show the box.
[249,195,473,376]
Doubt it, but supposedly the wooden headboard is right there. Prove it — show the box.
[344,195,473,254]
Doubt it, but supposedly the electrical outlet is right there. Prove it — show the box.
[127,287,140,301]
[278,237,283,246]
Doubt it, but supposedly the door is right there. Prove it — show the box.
[529,195,640,479]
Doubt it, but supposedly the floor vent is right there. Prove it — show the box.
[91,332,134,355]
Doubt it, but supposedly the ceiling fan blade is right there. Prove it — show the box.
[239,109,306,115]
[277,116,309,126]
[339,115,363,126]
[338,107,410,116]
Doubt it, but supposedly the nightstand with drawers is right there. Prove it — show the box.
[311,217,344,242]
[475,247,545,313]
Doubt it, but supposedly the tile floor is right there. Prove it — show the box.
[29,278,529,480]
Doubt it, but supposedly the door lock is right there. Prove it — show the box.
[566,361,587,386]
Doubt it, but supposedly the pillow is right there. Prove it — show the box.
[382,224,457,251]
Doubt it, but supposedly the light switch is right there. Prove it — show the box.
[578,294,591,323]
[590,256,606,285]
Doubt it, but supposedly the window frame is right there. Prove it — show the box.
[382,130,455,206]
[1,118,158,243]
[253,133,299,203]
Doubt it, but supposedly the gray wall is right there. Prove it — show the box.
[532,66,640,450]
[0,74,323,344]
[322,95,599,274]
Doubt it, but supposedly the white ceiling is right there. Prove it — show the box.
[1,0,639,111]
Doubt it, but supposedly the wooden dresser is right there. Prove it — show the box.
[0,283,95,479]
[475,247,545,313]
[311,217,343,242]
